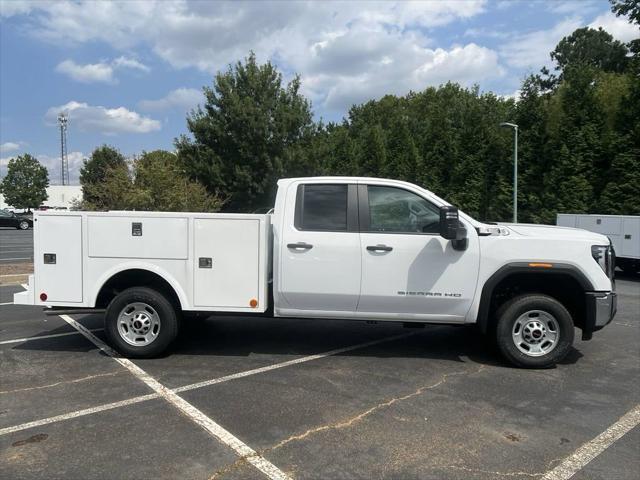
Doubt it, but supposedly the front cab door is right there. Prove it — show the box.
[357,183,480,322]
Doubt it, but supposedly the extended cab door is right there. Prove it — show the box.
[357,183,479,322]
[277,182,361,314]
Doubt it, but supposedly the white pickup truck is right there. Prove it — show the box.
[15,177,617,368]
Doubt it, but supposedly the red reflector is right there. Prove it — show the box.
[40,293,48,301]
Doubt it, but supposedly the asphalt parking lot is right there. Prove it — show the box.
[0,277,638,480]
[0,229,33,264]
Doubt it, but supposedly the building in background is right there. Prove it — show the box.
[0,185,82,211]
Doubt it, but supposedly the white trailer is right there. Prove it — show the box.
[557,214,640,273]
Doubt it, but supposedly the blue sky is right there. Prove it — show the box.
[0,0,637,184]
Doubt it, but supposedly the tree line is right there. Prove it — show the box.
[2,0,638,223]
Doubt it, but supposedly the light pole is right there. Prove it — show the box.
[500,122,518,223]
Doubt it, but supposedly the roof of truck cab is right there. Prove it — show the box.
[279,176,420,188]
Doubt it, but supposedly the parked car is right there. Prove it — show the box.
[15,177,616,368]
[0,209,33,229]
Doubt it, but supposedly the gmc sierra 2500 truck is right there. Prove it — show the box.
[15,177,617,368]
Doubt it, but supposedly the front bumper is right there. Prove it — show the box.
[582,291,617,340]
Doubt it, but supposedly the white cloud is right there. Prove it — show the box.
[500,89,521,102]
[139,88,203,111]
[112,56,150,73]
[0,142,21,154]
[45,101,161,134]
[0,0,33,17]
[500,17,584,69]
[55,56,150,84]
[303,32,503,112]
[35,151,85,184]
[56,59,115,84]
[3,0,491,113]
[589,12,640,43]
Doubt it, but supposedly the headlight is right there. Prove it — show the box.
[591,244,612,277]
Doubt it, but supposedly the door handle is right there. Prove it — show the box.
[287,242,313,250]
[366,244,393,252]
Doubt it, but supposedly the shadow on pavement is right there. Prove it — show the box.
[11,313,583,369]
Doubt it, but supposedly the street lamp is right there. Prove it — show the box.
[500,122,518,223]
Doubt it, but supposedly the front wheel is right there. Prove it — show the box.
[17,220,29,230]
[495,294,574,368]
[105,287,179,358]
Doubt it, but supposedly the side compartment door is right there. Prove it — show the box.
[357,184,479,321]
[37,215,83,303]
[278,183,361,313]
[193,218,262,309]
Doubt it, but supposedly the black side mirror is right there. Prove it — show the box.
[439,206,460,240]
[439,206,468,251]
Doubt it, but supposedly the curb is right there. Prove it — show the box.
[0,274,29,286]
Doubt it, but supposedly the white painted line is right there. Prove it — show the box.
[0,330,412,436]
[173,332,414,393]
[541,404,640,480]
[21,283,28,289]
[58,315,292,480]
[0,328,104,345]
[0,394,159,436]
[0,257,31,261]
[0,302,13,306]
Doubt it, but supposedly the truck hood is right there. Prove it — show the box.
[501,223,609,244]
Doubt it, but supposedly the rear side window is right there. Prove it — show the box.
[295,184,348,231]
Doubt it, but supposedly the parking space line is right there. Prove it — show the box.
[0,330,414,439]
[173,332,414,393]
[58,314,292,480]
[0,394,159,436]
[0,302,13,306]
[0,329,104,345]
[541,404,640,480]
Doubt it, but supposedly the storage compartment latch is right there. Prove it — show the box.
[199,257,212,268]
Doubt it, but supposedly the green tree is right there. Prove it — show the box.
[610,0,640,24]
[176,52,314,212]
[0,154,49,210]
[80,145,127,210]
[134,150,222,212]
[81,150,222,212]
[358,124,387,176]
[81,162,135,211]
[551,27,629,74]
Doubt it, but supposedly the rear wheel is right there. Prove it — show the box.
[495,294,574,368]
[17,220,29,230]
[105,287,179,358]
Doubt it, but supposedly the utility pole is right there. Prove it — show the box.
[58,113,69,185]
[500,122,518,223]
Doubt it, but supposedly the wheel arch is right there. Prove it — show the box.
[91,264,188,310]
[477,263,594,334]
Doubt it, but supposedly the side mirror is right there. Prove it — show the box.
[439,206,460,240]
[439,206,468,251]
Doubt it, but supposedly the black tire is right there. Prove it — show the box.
[17,220,29,230]
[105,287,179,358]
[495,294,574,368]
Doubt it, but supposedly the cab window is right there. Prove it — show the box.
[295,184,348,231]
[367,186,440,234]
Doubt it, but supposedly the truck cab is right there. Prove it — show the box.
[15,177,616,368]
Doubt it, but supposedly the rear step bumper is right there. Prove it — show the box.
[13,275,34,305]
